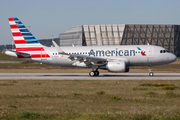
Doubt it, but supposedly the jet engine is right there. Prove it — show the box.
[106,61,129,73]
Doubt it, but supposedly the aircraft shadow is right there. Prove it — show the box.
[101,74,180,77]
[42,74,180,78]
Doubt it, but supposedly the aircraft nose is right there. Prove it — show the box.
[169,54,177,63]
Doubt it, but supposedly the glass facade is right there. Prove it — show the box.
[121,25,180,56]
[60,26,82,46]
[59,24,180,56]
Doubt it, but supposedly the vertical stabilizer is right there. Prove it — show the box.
[8,18,50,59]
[8,18,44,51]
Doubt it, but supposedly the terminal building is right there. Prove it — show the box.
[59,24,180,57]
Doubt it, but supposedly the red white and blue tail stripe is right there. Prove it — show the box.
[8,18,43,48]
[8,18,50,58]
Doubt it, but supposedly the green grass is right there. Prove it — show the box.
[140,83,175,87]
[163,86,175,90]
[4,113,180,120]
[0,80,180,120]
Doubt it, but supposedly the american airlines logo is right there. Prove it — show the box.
[89,48,136,57]
[89,47,146,57]
[137,47,146,56]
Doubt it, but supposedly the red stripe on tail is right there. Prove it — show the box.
[12,32,22,36]
[10,25,18,29]
[14,40,27,44]
[16,47,45,51]
[8,18,14,21]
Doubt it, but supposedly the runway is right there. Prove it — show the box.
[0,73,179,80]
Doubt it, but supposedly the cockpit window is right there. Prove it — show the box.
[160,50,164,53]
[165,50,170,53]
[160,49,170,53]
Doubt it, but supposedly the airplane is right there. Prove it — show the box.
[5,18,177,77]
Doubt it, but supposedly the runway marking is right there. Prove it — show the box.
[0,73,179,80]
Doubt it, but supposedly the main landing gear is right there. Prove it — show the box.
[89,65,99,77]
[149,66,154,77]
[89,70,99,76]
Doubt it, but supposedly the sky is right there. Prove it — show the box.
[0,0,180,45]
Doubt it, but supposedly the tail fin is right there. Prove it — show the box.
[8,18,44,52]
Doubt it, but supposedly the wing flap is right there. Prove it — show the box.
[69,54,107,66]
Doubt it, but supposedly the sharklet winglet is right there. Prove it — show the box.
[52,40,69,55]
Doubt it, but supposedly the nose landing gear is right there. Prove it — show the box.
[149,66,154,76]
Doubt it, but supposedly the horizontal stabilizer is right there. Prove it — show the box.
[6,50,30,55]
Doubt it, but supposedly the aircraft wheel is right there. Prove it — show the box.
[89,71,95,76]
[94,71,99,76]
[149,72,154,77]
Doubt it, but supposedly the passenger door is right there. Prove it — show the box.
[147,47,154,65]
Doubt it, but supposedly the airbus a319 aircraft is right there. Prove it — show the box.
[5,18,177,77]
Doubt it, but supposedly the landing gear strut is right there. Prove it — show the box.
[89,65,99,77]
[149,66,154,77]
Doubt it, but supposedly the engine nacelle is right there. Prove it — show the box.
[106,61,129,73]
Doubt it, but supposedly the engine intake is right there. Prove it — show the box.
[106,61,129,73]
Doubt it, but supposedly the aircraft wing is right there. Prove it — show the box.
[68,54,107,66]
[52,40,107,66]
[52,40,129,66]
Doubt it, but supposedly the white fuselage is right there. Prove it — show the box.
[11,45,176,68]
